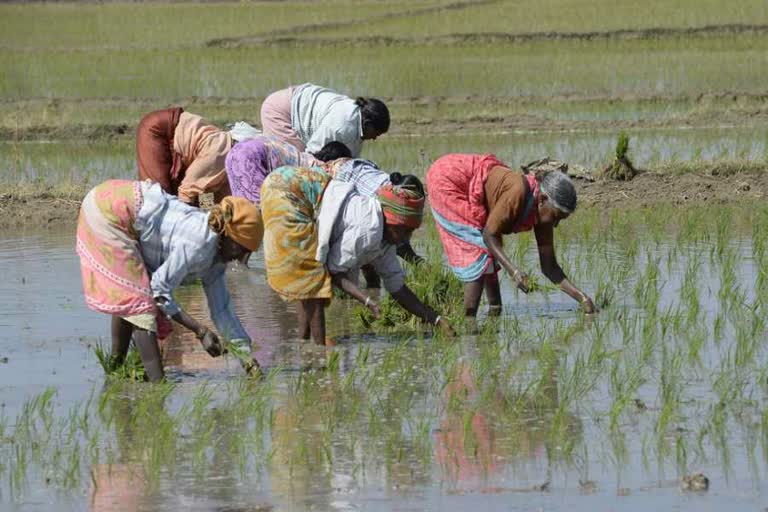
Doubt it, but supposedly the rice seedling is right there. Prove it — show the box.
[93,341,145,381]
[354,258,463,333]
[603,132,638,181]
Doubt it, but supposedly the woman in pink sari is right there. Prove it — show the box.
[76,179,263,381]
[426,154,596,320]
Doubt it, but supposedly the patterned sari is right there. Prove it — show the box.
[260,166,332,302]
[225,135,318,204]
[76,179,170,336]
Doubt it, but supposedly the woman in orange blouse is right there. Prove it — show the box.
[136,107,232,205]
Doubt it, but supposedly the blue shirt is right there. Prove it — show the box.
[134,183,249,343]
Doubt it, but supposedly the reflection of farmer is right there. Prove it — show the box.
[90,384,171,511]
[76,180,263,381]
[260,167,454,345]
[224,134,350,205]
[322,157,424,288]
[136,108,232,205]
[426,154,596,319]
[435,359,566,491]
[435,363,499,487]
[260,83,389,157]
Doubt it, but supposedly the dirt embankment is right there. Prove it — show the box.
[577,169,767,209]
[2,169,765,230]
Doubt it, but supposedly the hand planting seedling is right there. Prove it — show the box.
[354,260,462,334]
[224,338,262,378]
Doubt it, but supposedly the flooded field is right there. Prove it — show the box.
[3,125,767,189]
[1,204,767,510]
[2,0,768,509]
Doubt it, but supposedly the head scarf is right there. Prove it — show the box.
[209,197,264,252]
[376,183,425,230]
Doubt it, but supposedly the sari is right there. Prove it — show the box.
[260,166,332,301]
[225,136,318,204]
[426,154,537,282]
[76,179,171,336]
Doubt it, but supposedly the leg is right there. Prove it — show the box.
[110,315,133,368]
[463,278,485,318]
[484,273,503,317]
[305,299,327,345]
[132,329,165,383]
[360,264,381,289]
[298,301,311,340]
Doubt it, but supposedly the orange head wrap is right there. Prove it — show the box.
[208,197,263,252]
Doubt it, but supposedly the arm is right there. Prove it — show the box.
[331,270,381,317]
[331,271,369,304]
[156,296,224,357]
[534,223,596,313]
[481,227,530,292]
[372,247,454,335]
[151,243,226,351]
[202,263,260,369]
[202,263,250,343]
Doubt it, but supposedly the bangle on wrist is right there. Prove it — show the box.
[433,315,442,326]
[196,327,208,340]
[364,296,371,307]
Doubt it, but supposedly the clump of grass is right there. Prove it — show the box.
[93,342,145,381]
[603,132,638,181]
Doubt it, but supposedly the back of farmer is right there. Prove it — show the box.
[136,108,232,206]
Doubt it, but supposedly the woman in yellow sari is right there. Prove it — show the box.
[260,166,454,344]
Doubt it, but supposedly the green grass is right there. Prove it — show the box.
[311,0,768,38]
[94,342,146,381]
[0,1,433,50]
[2,36,767,99]
[3,127,765,191]
[4,93,767,134]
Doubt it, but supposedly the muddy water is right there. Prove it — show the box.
[1,225,767,511]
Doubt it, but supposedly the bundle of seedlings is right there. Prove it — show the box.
[602,132,638,181]
[354,259,463,333]
[94,342,146,381]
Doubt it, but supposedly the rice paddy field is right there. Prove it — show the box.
[1,1,768,510]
